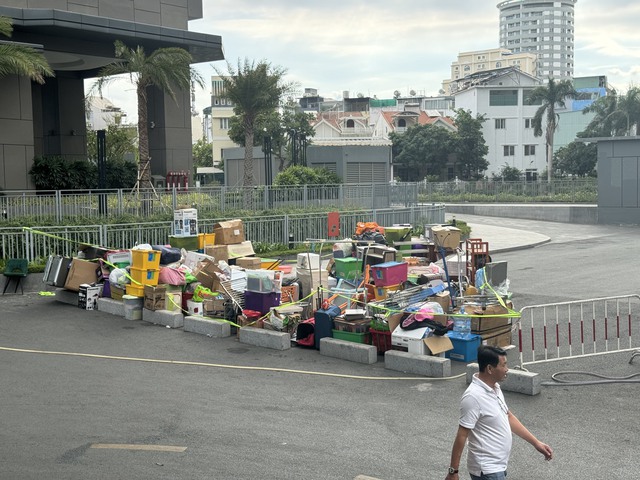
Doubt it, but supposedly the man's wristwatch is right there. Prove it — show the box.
[448,467,459,475]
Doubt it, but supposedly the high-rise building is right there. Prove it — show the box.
[497,0,576,79]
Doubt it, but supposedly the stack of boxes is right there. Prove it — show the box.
[244,269,282,314]
[296,252,329,300]
[127,249,161,297]
[205,219,254,264]
[469,302,514,348]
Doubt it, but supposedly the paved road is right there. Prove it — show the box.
[1,216,639,479]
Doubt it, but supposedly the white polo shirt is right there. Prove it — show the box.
[459,373,512,476]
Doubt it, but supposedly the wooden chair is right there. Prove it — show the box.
[2,259,28,295]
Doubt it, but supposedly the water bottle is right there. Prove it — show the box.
[454,305,472,338]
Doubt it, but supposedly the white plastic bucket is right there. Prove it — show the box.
[123,294,143,321]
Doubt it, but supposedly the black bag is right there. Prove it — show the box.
[400,312,449,336]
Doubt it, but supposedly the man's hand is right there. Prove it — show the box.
[535,441,553,460]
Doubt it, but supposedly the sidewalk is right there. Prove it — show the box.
[463,222,550,253]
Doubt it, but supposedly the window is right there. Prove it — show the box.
[525,118,533,129]
[495,118,506,129]
[524,145,536,156]
[503,145,515,156]
[346,119,355,128]
[219,118,229,129]
[397,119,406,128]
[490,90,518,106]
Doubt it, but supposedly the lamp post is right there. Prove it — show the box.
[263,128,272,186]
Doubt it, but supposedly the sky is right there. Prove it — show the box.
[95,0,640,124]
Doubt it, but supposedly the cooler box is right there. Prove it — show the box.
[370,261,408,287]
[446,332,481,362]
[334,257,362,280]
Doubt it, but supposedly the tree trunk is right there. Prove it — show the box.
[546,125,554,183]
[137,83,152,191]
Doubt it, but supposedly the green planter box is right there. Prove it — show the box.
[332,329,370,344]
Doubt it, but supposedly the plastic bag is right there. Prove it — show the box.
[109,268,130,288]
[158,266,186,286]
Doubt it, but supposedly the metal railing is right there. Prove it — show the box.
[1,204,445,262]
[0,182,422,223]
[516,295,640,367]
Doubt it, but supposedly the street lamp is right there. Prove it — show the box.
[263,127,272,185]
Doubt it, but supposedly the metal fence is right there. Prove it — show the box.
[0,183,421,224]
[420,178,597,202]
[516,295,640,367]
[1,204,445,262]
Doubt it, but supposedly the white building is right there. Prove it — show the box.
[453,67,545,179]
[210,75,239,164]
[497,0,576,79]
[85,96,127,130]
[443,48,537,95]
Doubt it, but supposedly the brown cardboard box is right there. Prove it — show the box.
[143,284,181,311]
[480,325,513,347]
[429,291,451,312]
[213,219,245,245]
[469,301,514,332]
[64,258,100,292]
[205,241,254,263]
[236,257,261,269]
[203,298,226,314]
[193,260,223,291]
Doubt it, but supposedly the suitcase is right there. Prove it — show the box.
[43,255,72,287]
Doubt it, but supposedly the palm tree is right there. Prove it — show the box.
[94,40,204,191]
[582,86,640,137]
[215,58,293,188]
[528,78,577,182]
[0,16,54,83]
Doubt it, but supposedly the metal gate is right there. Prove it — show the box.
[516,295,640,367]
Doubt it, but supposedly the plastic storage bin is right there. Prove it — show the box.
[131,249,161,270]
[332,329,371,344]
[446,332,481,362]
[129,267,160,286]
[245,269,282,293]
[370,261,408,287]
[244,291,281,315]
[334,257,363,280]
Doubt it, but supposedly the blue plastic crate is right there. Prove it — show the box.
[445,332,481,363]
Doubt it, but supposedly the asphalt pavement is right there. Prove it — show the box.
[2,216,640,480]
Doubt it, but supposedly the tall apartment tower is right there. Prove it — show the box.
[498,0,577,79]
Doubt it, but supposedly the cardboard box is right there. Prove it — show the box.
[78,283,102,310]
[193,260,224,291]
[205,241,254,263]
[236,257,262,269]
[480,325,513,348]
[391,325,453,356]
[296,267,329,298]
[173,208,198,237]
[183,251,214,271]
[429,291,451,312]
[203,297,226,314]
[213,219,245,245]
[431,225,461,249]
[145,285,182,311]
[64,258,100,292]
[111,284,124,301]
[468,302,514,332]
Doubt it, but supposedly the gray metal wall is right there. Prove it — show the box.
[597,137,640,225]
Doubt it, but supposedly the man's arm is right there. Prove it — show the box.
[445,425,470,479]
[508,411,553,460]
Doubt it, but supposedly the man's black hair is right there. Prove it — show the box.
[478,345,507,372]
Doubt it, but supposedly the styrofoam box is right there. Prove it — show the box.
[297,253,320,270]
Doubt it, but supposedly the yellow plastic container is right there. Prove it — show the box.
[129,267,160,286]
[198,233,215,250]
[131,249,161,270]
[125,283,145,297]
[373,283,402,301]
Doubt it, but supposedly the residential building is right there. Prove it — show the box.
[210,76,238,164]
[443,48,537,94]
[0,0,223,190]
[453,67,545,179]
[497,0,576,79]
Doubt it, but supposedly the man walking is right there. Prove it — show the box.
[445,345,553,479]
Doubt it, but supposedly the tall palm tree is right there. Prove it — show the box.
[215,59,293,188]
[528,78,577,182]
[0,16,54,84]
[582,90,625,137]
[614,86,640,135]
[94,40,204,191]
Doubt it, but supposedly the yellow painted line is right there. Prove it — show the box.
[90,444,186,452]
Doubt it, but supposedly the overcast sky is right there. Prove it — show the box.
[97,0,640,123]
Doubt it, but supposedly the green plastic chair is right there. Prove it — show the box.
[2,259,28,295]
